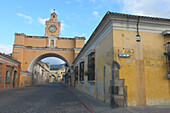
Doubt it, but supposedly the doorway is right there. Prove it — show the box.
[13,70,18,88]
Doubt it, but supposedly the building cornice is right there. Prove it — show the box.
[0,55,20,66]
[13,45,82,52]
[15,33,85,40]
[73,11,170,66]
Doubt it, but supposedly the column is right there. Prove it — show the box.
[48,39,50,47]
[54,39,56,47]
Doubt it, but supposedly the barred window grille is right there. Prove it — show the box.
[168,42,170,52]
[0,74,2,83]
[0,64,2,83]
[79,62,84,81]
[5,71,11,84]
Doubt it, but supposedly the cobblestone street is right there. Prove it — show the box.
[0,82,90,113]
[0,82,170,113]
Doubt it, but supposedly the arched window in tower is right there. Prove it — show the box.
[50,40,54,46]
[53,15,55,18]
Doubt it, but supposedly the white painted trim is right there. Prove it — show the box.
[0,56,19,66]
[74,14,170,66]
[7,64,13,67]
[0,61,4,64]
[162,30,170,35]
[75,24,113,65]
[13,45,24,48]
[11,68,18,88]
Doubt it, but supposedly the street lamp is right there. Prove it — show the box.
[136,17,141,42]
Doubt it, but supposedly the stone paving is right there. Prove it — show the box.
[0,82,170,113]
[0,82,90,113]
[66,84,170,113]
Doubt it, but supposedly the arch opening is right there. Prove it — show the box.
[28,53,72,73]
[50,40,54,46]
[12,68,18,88]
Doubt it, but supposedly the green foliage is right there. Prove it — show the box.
[68,69,70,72]
[164,52,170,56]
[5,76,11,84]
[88,62,95,68]
[0,75,1,83]
[85,70,91,76]
[81,68,84,75]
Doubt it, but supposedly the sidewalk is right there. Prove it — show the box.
[65,84,170,113]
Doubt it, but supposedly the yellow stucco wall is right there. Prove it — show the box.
[25,38,47,47]
[57,39,75,48]
[95,31,113,103]
[74,28,170,107]
[45,13,61,37]
[75,39,85,48]
[20,76,31,87]
[50,68,65,82]
[75,31,113,103]
[22,50,74,71]
[13,37,84,72]
[113,29,170,106]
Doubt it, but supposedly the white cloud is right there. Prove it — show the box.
[0,44,12,54]
[120,0,170,18]
[73,32,85,37]
[89,0,95,3]
[66,1,71,4]
[16,13,32,24]
[41,57,65,65]
[38,17,49,25]
[92,11,100,18]
[82,33,86,36]
[61,22,65,32]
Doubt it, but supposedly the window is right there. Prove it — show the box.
[167,42,170,66]
[5,71,11,84]
[168,42,170,52]
[53,15,55,18]
[75,66,78,81]
[79,62,84,81]
[50,40,54,46]
[0,74,2,83]
[88,52,95,81]
[0,63,2,83]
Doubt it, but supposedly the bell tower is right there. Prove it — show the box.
[45,11,61,37]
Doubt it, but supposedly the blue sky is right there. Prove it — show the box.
[0,0,170,64]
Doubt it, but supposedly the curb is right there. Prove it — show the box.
[65,85,94,113]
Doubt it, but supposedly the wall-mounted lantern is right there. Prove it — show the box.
[136,35,141,42]
[136,17,141,42]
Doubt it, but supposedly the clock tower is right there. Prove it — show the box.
[45,12,61,37]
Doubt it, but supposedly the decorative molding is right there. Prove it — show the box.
[13,45,75,52]
[13,45,24,48]
[0,56,20,66]
[163,30,170,36]
[7,64,13,67]
[73,13,170,66]
[0,61,4,64]
[74,48,82,51]
[75,23,113,65]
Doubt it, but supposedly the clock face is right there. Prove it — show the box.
[49,25,57,33]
